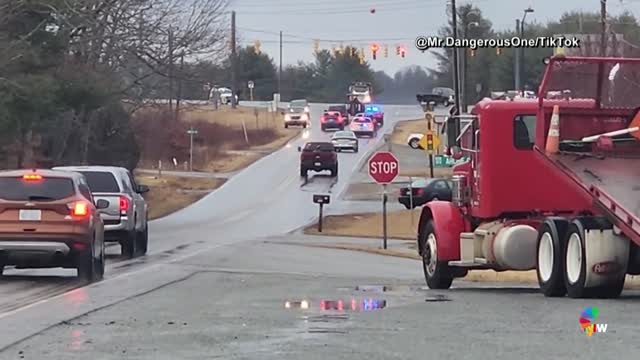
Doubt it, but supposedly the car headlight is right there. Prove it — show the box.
[284,114,291,120]
[301,114,308,120]
[304,106,310,113]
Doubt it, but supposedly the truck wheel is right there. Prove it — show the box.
[136,225,149,255]
[419,220,453,289]
[409,138,420,149]
[536,218,569,297]
[303,123,307,128]
[285,124,289,129]
[564,217,625,299]
[121,230,138,259]
[354,146,359,153]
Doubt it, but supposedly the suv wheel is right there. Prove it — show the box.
[136,226,149,255]
[77,237,102,282]
[121,230,138,258]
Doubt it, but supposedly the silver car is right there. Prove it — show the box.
[53,166,149,258]
[331,130,359,152]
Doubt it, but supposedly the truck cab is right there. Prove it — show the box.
[416,56,640,299]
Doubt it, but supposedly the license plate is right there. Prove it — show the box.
[314,162,321,166]
[19,209,42,221]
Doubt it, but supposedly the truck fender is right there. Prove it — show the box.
[417,201,465,261]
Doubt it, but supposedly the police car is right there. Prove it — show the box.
[349,115,377,138]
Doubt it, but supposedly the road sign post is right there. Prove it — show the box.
[368,151,400,249]
[313,194,330,232]
[248,80,255,101]
[186,128,198,171]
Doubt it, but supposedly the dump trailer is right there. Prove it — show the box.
[533,56,640,298]
[415,55,640,299]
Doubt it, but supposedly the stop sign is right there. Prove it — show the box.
[368,151,399,184]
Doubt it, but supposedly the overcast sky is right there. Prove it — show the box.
[228,0,640,75]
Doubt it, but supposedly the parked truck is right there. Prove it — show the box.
[416,55,640,299]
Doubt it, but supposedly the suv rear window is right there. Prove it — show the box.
[0,177,75,201]
[78,171,121,192]
[304,143,334,152]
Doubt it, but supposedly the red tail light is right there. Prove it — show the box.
[320,116,326,123]
[68,201,90,217]
[416,188,424,196]
[119,196,130,215]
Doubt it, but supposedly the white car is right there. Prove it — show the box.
[331,130,359,152]
[349,116,376,138]
[210,87,238,105]
[407,133,424,149]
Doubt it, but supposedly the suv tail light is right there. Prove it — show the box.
[416,188,424,196]
[23,173,42,181]
[119,196,130,215]
[68,201,90,217]
[320,116,326,123]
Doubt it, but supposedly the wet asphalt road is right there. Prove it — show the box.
[1,103,638,359]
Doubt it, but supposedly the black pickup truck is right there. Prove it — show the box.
[298,142,338,177]
[416,87,455,107]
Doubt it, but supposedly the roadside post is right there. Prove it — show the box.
[186,127,198,172]
[248,80,254,101]
[409,176,414,227]
[368,151,400,249]
[313,194,330,232]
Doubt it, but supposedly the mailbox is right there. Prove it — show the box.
[313,194,330,204]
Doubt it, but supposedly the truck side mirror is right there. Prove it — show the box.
[450,146,463,160]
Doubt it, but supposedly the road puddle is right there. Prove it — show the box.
[355,285,388,293]
[284,298,387,312]
[424,294,451,302]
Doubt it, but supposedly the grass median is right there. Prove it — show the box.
[304,210,420,240]
[135,104,300,174]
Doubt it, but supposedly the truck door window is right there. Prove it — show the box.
[514,115,536,150]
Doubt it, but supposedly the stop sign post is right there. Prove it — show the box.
[368,151,400,249]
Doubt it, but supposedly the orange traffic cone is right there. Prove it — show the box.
[545,105,560,155]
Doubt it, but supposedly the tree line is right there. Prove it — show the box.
[0,0,228,169]
[431,4,640,107]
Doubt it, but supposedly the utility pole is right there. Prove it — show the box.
[230,11,237,109]
[279,31,283,96]
[168,26,174,112]
[187,128,198,172]
[600,0,607,56]
[514,19,520,92]
[175,52,184,121]
[448,0,462,149]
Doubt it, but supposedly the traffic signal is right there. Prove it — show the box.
[399,46,406,58]
[469,48,476,57]
[426,132,434,151]
[370,43,379,60]
[254,40,261,54]
[384,45,388,58]
[496,47,502,55]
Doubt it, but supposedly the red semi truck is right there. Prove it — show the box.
[417,56,640,298]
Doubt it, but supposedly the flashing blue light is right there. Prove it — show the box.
[365,106,380,113]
